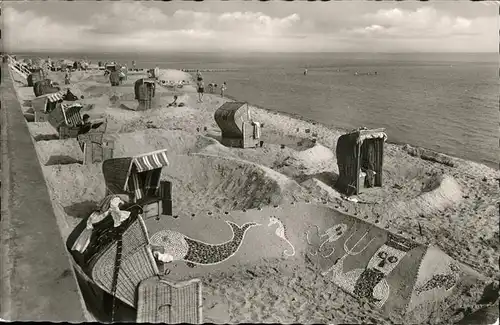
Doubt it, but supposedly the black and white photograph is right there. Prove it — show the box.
[0,1,498,324]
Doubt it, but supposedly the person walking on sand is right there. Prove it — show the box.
[196,70,203,81]
[197,79,205,103]
[154,65,160,80]
[220,82,227,98]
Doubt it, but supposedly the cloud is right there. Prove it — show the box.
[347,6,492,39]
[2,7,92,51]
[86,5,302,38]
[2,3,497,53]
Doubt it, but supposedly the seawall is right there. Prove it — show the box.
[0,64,87,321]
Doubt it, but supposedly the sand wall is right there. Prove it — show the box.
[142,202,488,323]
[0,65,87,321]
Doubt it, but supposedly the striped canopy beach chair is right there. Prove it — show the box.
[61,103,84,126]
[102,149,173,218]
[31,90,66,122]
[49,103,85,139]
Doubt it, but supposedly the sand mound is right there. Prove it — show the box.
[42,164,106,227]
[107,129,219,157]
[156,69,193,83]
[381,174,462,221]
[285,143,337,174]
[82,84,133,100]
[300,178,342,202]
[36,139,83,165]
[41,151,310,224]
[294,143,335,164]
[163,154,310,215]
[27,122,59,141]
[78,74,109,84]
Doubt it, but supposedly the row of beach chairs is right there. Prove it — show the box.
[20,63,199,324]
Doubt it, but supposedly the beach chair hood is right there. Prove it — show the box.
[61,103,84,126]
[214,102,251,138]
[46,90,66,103]
[102,149,169,201]
[335,128,387,195]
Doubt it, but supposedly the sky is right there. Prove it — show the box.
[2,1,498,53]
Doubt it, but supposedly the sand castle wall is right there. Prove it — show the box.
[0,65,87,321]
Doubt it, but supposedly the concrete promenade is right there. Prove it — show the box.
[0,64,86,321]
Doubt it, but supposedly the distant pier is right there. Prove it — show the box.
[181,68,239,73]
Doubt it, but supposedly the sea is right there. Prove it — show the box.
[19,52,499,169]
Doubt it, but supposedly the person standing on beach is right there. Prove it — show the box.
[220,82,227,98]
[154,65,160,80]
[197,79,205,103]
[119,67,126,85]
[196,70,203,81]
[64,68,71,85]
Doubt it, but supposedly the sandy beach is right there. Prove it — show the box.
[10,66,499,324]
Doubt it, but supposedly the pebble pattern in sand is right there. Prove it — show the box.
[268,216,295,257]
[149,221,260,266]
[415,263,460,295]
[150,229,190,260]
[306,223,348,257]
[183,221,260,265]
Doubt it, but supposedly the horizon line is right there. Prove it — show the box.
[6,50,498,55]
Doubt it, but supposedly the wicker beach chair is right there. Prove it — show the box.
[102,149,173,218]
[77,118,114,164]
[136,276,203,324]
[50,103,85,139]
[31,90,66,122]
[72,207,201,322]
[134,78,156,111]
[90,214,159,308]
[214,102,261,148]
[27,69,46,87]
[335,128,387,195]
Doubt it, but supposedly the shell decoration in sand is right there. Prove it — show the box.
[268,216,296,258]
